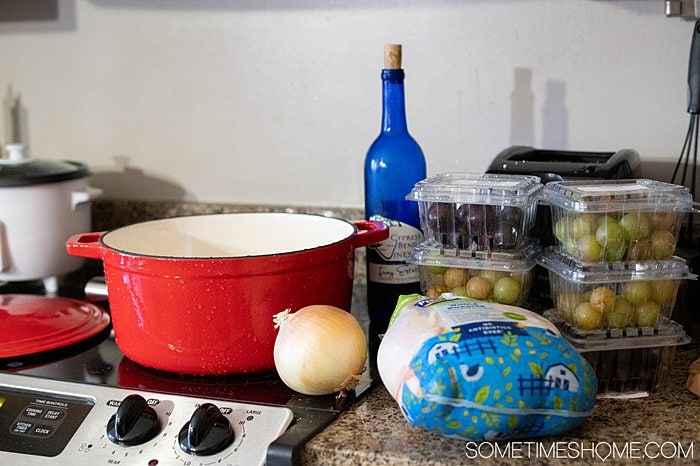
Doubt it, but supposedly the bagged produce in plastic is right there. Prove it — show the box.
[377,294,597,440]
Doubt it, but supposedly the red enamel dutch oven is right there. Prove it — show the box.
[66,212,387,375]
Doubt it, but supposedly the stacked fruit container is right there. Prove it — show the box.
[538,179,696,396]
[405,173,543,307]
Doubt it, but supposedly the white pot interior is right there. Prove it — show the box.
[101,213,356,258]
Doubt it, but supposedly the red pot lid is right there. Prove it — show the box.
[0,294,110,358]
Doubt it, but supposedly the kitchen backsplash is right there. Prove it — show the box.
[91,199,365,229]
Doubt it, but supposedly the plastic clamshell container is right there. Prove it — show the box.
[544,311,691,396]
[408,241,540,306]
[405,173,543,251]
[542,179,693,263]
[538,247,695,331]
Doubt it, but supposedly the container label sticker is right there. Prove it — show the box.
[368,262,420,284]
[367,217,422,284]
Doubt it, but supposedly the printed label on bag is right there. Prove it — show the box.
[411,295,560,335]
[367,216,422,284]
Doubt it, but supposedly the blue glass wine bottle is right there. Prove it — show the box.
[364,44,426,366]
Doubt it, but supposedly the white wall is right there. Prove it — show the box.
[0,0,695,207]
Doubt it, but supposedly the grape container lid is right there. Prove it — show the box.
[544,310,691,350]
[405,173,543,206]
[542,179,693,213]
[407,241,541,271]
[537,247,697,283]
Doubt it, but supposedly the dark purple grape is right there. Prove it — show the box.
[453,232,466,249]
[453,233,478,250]
[484,206,498,236]
[493,222,518,249]
[497,206,523,225]
[479,234,494,250]
[426,202,453,230]
[436,232,450,245]
[454,203,482,234]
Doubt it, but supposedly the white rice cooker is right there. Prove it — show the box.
[0,144,101,284]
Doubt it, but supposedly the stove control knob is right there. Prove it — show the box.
[106,394,161,446]
[178,403,234,456]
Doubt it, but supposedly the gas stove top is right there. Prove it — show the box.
[0,279,370,466]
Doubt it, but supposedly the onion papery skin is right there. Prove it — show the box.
[273,305,367,396]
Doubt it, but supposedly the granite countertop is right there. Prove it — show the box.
[300,336,700,465]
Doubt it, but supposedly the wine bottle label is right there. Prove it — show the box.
[367,216,423,284]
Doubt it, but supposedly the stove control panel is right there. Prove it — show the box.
[0,373,294,466]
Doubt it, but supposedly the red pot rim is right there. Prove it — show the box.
[66,213,388,266]
[100,212,358,260]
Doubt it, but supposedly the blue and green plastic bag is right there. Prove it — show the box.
[377,294,597,440]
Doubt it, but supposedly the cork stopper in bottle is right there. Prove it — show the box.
[384,44,402,69]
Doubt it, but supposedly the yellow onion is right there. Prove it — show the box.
[273,305,367,395]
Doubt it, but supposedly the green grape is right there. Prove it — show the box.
[605,296,634,328]
[554,217,570,242]
[444,267,469,288]
[557,292,580,322]
[651,280,676,304]
[635,301,661,327]
[619,212,652,241]
[589,286,615,314]
[426,265,447,275]
[572,217,591,240]
[627,240,651,261]
[649,230,676,260]
[623,281,652,305]
[479,270,507,284]
[509,272,523,284]
[651,211,675,231]
[596,217,624,247]
[493,277,521,305]
[573,302,603,330]
[431,273,446,288]
[596,213,619,226]
[580,290,593,303]
[581,213,601,230]
[604,242,627,262]
[577,234,603,261]
[426,284,448,298]
[564,240,578,257]
[466,276,492,300]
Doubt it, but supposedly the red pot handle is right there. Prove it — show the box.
[351,220,389,248]
[66,232,107,260]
